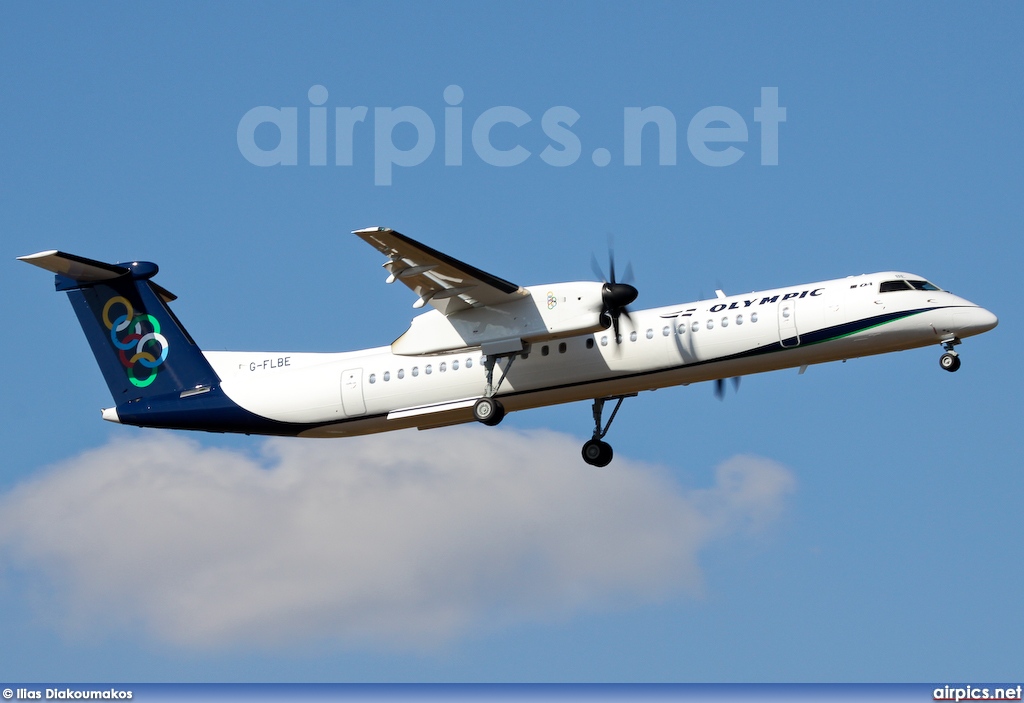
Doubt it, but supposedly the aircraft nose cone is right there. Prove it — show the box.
[956,306,998,337]
[975,307,998,333]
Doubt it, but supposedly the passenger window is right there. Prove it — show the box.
[439,362,447,372]
[383,371,390,382]
[663,326,670,336]
[678,323,686,334]
[412,367,419,377]
[369,373,376,384]
[452,360,459,370]
[541,345,549,356]
[466,358,473,368]
[691,320,700,333]
[397,369,404,379]
[558,342,567,353]
[721,317,728,328]
[586,338,595,349]
[706,319,714,330]
[751,312,758,323]
[601,336,608,346]
[646,329,654,339]
[630,331,637,342]
[425,364,432,375]
[736,314,743,325]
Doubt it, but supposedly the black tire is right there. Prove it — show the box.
[473,397,505,426]
[581,439,613,467]
[940,353,961,372]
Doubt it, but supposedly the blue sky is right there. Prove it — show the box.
[1,1,1021,683]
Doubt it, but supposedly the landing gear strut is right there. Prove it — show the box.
[939,337,962,373]
[581,394,636,467]
[473,354,516,426]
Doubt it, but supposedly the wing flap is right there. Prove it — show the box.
[354,227,528,314]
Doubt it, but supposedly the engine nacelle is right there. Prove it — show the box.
[391,281,608,355]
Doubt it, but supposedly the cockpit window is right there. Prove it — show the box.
[880,279,943,293]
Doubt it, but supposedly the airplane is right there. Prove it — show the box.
[20,227,998,466]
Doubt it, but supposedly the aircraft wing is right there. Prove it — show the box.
[354,227,529,315]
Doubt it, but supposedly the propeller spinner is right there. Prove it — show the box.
[591,248,638,342]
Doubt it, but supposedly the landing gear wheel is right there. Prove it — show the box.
[473,397,505,426]
[581,439,613,467]
[940,352,961,372]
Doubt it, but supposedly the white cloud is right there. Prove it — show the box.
[0,427,795,650]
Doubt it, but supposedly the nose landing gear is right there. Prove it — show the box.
[939,352,961,372]
[939,337,962,373]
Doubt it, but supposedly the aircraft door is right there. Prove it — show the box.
[778,299,800,348]
[341,368,367,416]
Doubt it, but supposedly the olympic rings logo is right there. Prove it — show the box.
[102,296,170,388]
[546,291,557,310]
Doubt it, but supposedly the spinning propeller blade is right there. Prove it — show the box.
[715,375,743,400]
[592,244,638,345]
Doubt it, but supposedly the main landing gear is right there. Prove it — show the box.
[581,394,636,467]
[472,354,516,427]
[470,350,633,467]
[939,337,962,373]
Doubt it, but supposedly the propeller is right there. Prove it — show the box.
[714,376,742,400]
[591,247,638,343]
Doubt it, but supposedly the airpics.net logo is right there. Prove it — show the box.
[237,85,786,186]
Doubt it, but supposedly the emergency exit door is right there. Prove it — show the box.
[341,368,366,416]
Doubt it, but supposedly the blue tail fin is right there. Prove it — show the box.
[19,251,219,402]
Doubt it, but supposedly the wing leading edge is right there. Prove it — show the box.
[354,227,529,315]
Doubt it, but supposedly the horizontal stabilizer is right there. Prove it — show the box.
[18,250,128,282]
[18,250,177,302]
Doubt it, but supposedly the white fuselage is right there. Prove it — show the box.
[202,272,997,438]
